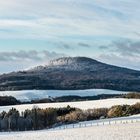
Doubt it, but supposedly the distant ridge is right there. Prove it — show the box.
[0,57,140,91]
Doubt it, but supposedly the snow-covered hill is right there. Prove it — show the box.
[0,98,139,113]
[0,57,140,91]
[31,57,102,72]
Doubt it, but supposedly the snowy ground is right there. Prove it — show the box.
[0,89,127,102]
[0,122,140,140]
[52,115,140,130]
[0,98,139,113]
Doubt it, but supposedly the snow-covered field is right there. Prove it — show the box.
[0,89,127,102]
[0,122,140,140]
[52,115,140,130]
[0,98,139,113]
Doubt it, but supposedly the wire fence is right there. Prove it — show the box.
[51,117,140,131]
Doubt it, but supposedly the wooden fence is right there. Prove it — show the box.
[51,117,140,131]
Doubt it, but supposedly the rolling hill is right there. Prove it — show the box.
[0,57,140,91]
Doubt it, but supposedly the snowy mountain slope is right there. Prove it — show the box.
[31,57,104,71]
[0,57,140,91]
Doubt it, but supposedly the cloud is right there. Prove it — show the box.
[58,42,73,50]
[42,50,66,60]
[98,53,140,70]
[0,50,41,61]
[55,42,91,51]
[111,39,140,56]
[0,0,139,40]
[0,50,66,62]
[97,39,140,70]
[78,43,91,48]
[0,50,66,73]
[99,46,109,50]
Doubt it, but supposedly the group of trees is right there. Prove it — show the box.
[121,93,140,99]
[0,106,76,131]
[0,108,57,131]
[58,103,140,123]
[58,108,108,123]
[108,103,140,117]
[0,96,20,106]
[0,102,140,132]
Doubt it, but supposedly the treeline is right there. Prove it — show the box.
[0,92,140,106]
[0,106,75,131]
[0,103,140,132]
[0,96,20,106]
[0,94,119,106]
[108,103,140,117]
[121,93,140,99]
[0,94,120,106]
[31,94,120,103]
[58,103,140,123]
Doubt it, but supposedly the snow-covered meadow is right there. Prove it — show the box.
[0,98,139,113]
[0,122,140,140]
[0,90,139,140]
[0,89,127,102]
[53,114,140,130]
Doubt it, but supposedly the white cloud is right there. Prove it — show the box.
[97,39,140,70]
[98,53,140,70]
[0,50,66,73]
[0,0,139,39]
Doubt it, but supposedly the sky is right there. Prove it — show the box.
[0,0,140,73]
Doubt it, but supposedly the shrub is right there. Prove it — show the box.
[107,105,129,118]
[58,109,87,123]
[85,108,108,120]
